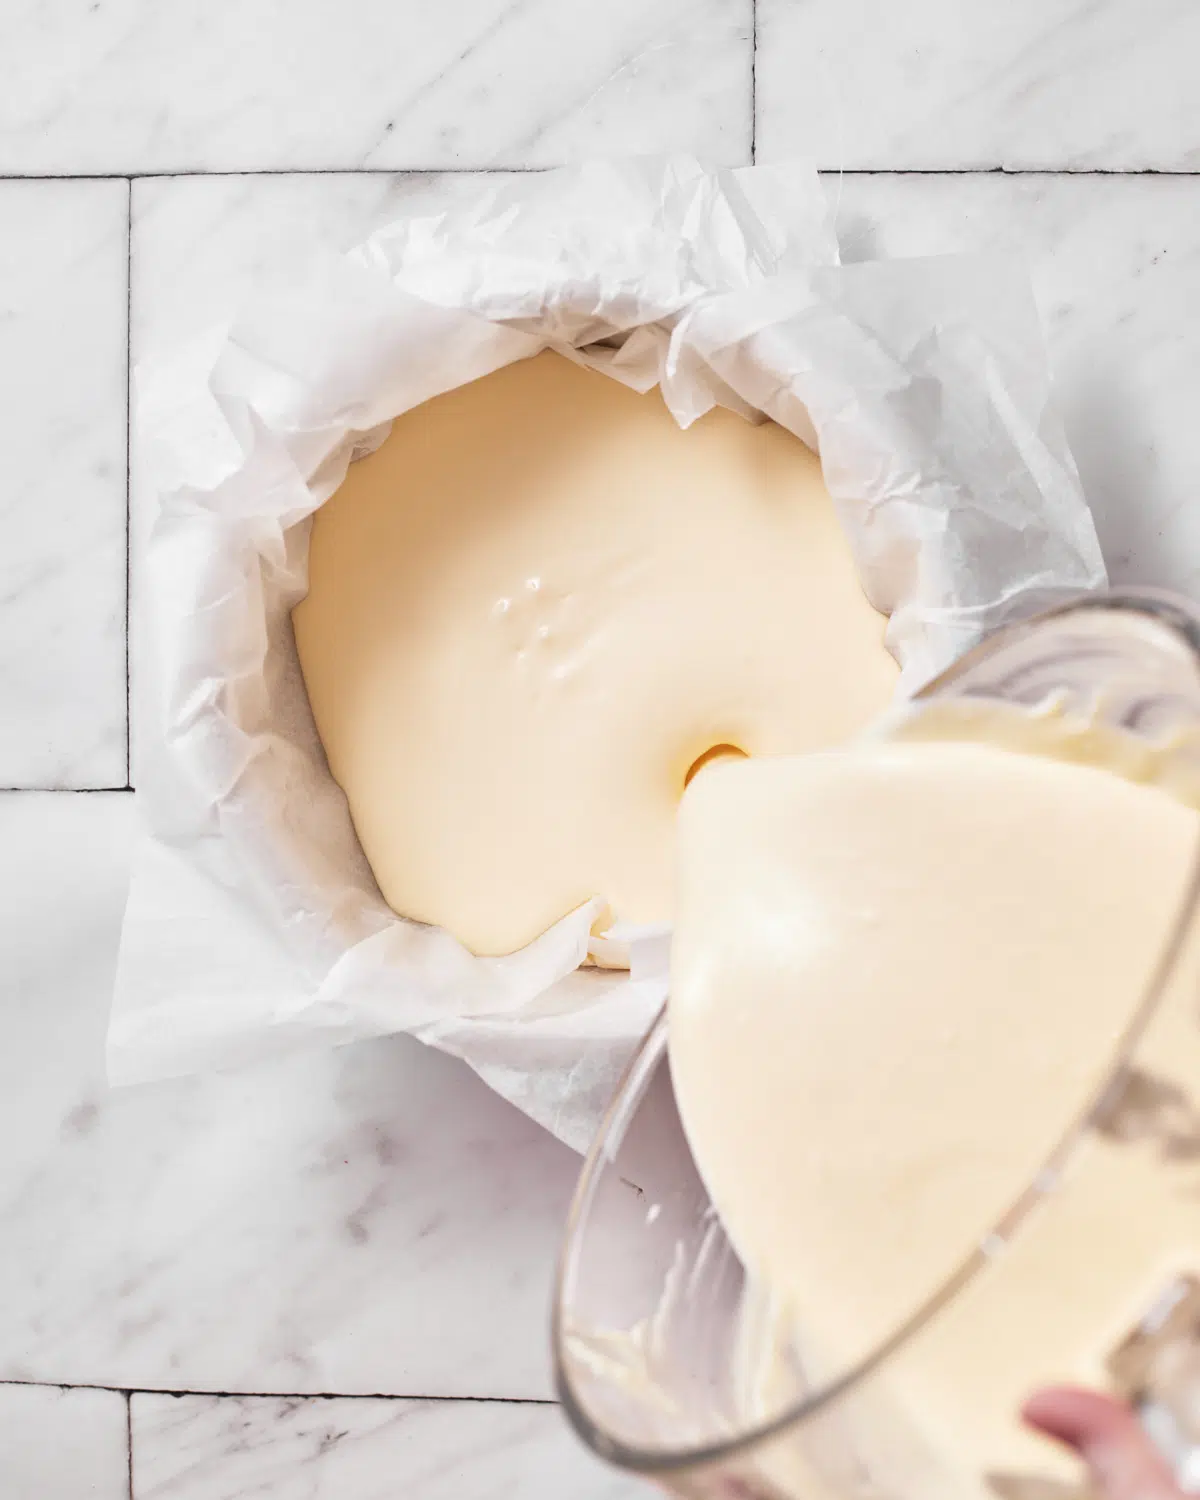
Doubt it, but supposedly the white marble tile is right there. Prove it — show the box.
[0,1383,129,1500]
[758,0,1200,170]
[831,173,1200,601]
[0,0,750,175]
[0,793,579,1396]
[0,182,128,788]
[131,1394,640,1500]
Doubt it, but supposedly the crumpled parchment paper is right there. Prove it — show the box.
[112,156,1106,1152]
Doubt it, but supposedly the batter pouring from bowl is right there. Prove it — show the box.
[667,686,1200,1499]
[555,595,1200,1500]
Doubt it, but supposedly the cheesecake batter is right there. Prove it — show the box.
[670,703,1200,1493]
[293,351,895,957]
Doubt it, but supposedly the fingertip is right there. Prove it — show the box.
[1022,1385,1135,1447]
[1023,1385,1181,1500]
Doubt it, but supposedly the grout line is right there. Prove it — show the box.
[0,786,133,794]
[125,1392,134,1500]
[0,166,549,180]
[0,1376,557,1405]
[124,177,132,790]
[750,0,757,165]
[2,165,1200,181]
[815,166,1199,178]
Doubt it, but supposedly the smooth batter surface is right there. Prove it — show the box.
[293,351,895,957]
[670,709,1200,1490]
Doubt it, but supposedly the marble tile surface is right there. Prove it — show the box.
[758,0,1200,170]
[0,1383,129,1500]
[0,0,750,175]
[131,1394,640,1499]
[831,173,1200,601]
[0,182,128,789]
[0,793,579,1397]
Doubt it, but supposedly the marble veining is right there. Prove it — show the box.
[0,795,578,1399]
[757,0,1200,170]
[131,1393,642,1499]
[0,0,750,175]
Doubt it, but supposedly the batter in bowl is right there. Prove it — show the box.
[670,700,1200,1495]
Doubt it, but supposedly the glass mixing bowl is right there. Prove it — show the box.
[553,590,1200,1500]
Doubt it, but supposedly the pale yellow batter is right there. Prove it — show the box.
[293,351,895,957]
[670,705,1200,1493]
